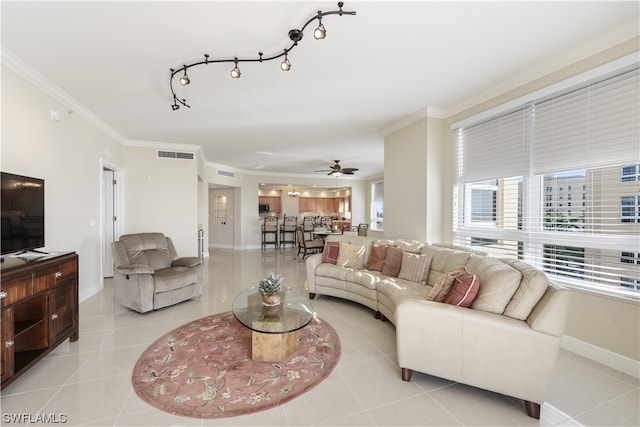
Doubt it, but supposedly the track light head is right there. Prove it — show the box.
[280,51,291,71]
[314,15,326,40]
[230,59,241,78]
[179,67,190,86]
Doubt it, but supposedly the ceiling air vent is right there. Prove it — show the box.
[157,150,195,160]
[217,169,235,178]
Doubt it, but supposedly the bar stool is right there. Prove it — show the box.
[262,216,278,249]
[280,215,297,248]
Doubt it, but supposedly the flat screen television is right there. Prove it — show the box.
[259,204,270,213]
[1,172,45,255]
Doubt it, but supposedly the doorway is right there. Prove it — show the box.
[209,187,235,249]
[101,165,120,279]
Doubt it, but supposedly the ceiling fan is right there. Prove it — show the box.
[314,160,359,176]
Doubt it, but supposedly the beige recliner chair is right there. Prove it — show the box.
[111,232,203,313]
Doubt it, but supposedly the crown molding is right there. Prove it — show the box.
[1,46,125,143]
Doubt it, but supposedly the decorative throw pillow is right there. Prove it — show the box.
[322,241,340,264]
[337,242,366,269]
[444,268,480,308]
[425,269,461,302]
[398,252,432,284]
[381,246,403,278]
[367,244,388,271]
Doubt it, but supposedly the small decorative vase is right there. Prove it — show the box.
[262,292,281,306]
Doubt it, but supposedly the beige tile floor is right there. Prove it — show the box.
[1,248,638,426]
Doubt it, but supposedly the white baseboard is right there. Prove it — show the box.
[561,335,640,379]
[79,281,103,303]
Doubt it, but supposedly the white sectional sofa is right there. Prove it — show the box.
[306,234,571,419]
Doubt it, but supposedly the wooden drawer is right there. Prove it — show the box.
[33,267,58,294]
[1,276,33,306]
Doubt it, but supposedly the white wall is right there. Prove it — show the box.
[122,145,199,256]
[384,117,447,242]
[1,65,124,301]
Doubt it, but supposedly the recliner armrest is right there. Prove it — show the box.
[172,257,202,268]
[115,264,154,275]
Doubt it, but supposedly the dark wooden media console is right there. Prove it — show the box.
[1,251,79,389]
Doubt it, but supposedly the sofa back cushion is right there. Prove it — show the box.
[500,258,549,320]
[421,245,473,287]
[375,239,424,254]
[120,233,172,270]
[467,256,522,315]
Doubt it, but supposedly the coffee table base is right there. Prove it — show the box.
[252,330,299,362]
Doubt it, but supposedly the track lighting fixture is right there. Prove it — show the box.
[168,1,356,110]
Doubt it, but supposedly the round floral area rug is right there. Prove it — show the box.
[131,311,341,419]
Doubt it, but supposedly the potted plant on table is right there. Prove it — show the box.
[258,272,284,306]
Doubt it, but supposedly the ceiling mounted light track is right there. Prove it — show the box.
[169,2,356,110]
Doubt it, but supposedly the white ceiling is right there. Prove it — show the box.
[2,1,638,179]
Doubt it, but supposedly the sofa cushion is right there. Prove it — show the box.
[153,266,199,293]
[381,246,403,277]
[322,241,340,264]
[368,244,388,271]
[398,252,432,284]
[467,256,522,314]
[345,270,381,290]
[315,263,351,281]
[501,258,549,320]
[337,242,366,269]
[444,268,480,307]
[425,268,460,302]
[421,245,473,287]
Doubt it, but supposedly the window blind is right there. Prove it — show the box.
[533,68,640,174]
[458,107,529,182]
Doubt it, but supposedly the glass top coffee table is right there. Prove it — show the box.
[232,287,315,361]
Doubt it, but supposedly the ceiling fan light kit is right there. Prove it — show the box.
[169,2,356,111]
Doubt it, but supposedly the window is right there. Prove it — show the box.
[621,196,640,223]
[371,181,384,231]
[622,164,640,182]
[454,66,640,298]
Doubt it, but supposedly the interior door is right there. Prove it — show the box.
[102,168,115,277]
[210,188,235,249]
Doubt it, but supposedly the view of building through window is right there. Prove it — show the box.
[457,164,640,292]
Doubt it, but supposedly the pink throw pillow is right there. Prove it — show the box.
[444,268,480,308]
[368,244,388,271]
[322,241,340,264]
[381,246,403,278]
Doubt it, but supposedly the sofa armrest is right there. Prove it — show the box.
[115,264,154,275]
[526,282,571,336]
[306,253,324,293]
[172,257,202,268]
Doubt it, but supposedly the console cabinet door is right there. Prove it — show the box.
[51,281,77,343]
[0,309,13,383]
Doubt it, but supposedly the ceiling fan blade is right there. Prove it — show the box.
[342,168,359,173]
